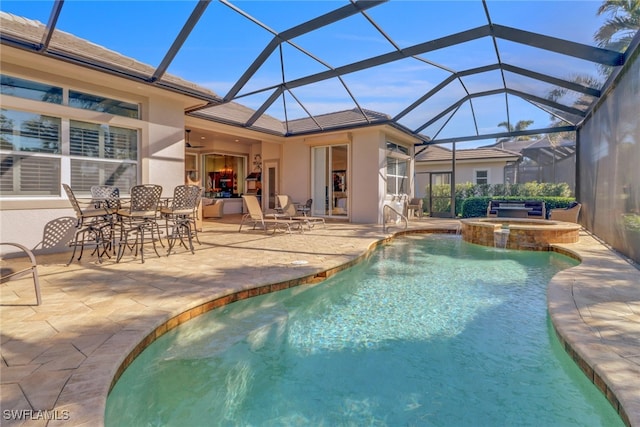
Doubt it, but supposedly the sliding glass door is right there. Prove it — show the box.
[312,145,348,218]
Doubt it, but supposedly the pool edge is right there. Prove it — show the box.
[548,236,640,427]
[104,228,638,427]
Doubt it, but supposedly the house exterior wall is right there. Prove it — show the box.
[281,128,417,224]
[352,129,384,224]
[281,139,310,204]
[1,48,422,254]
[0,47,195,251]
[415,159,509,199]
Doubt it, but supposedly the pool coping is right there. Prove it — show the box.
[1,221,638,426]
[548,232,640,427]
[106,228,640,426]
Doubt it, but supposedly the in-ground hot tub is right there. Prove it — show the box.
[461,217,581,250]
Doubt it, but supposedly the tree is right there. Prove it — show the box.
[496,119,536,143]
[547,74,602,141]
[545,0,639,140]
[594,0,640,52]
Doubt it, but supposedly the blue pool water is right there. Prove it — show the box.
[106,235,623,426]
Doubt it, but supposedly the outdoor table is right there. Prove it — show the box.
[496,207,532,218]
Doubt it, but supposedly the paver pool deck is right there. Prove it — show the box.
[1,216,639,426]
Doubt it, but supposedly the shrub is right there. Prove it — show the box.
[459,196,577,218]
[424,181,574,216]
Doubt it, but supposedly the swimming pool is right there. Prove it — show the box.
[106,234,623,426]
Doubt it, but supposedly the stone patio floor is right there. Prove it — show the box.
[1,216,639,426]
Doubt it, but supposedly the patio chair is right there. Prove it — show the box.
[116,184,163,263]
[191,187,203,244]
[62,183,114,265]
[90,185,121,251]
[296,198,313,216]
[407,197,424,218]
[202,198,224,218]
[90,185,121,210]
[239,195,303,234]
[549,202,581,223]
[274,195,325,229]
[160,184,201,255]
[1,242,41,306]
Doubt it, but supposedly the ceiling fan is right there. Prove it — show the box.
[185,129,205,148]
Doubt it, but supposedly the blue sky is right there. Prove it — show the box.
[1,1,612,147]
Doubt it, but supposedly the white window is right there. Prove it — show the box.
[475,169,489,185]
[0,109,62,196]
[69,90,140,119]
[0,75,62,104]
[0,75,140,197]
[386,141,410,195]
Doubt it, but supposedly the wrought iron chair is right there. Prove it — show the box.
[90,185,121,210]
[160,184,202,255]
[116,184,163,263]
[90,185,121,252]
[296,198,313,216]
[62,184,113,265]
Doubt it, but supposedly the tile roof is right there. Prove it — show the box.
[189,102,286,135]
[0,11,426,140]
[0,12,219,101]
[286,108,391,135]
[415,144,521,162]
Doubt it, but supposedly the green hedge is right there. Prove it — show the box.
[460,196,577,218]
[423,182,574,217]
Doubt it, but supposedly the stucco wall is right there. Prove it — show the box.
[415,160,509,199]
[281,140,310,204]
[0,49,194,252]
[144,97,187,197]
[351,130,384,224]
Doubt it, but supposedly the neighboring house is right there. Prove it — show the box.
[414,144,521,199]
[0,12,421,250]
[483,136,577,191]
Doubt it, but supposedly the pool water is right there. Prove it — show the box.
[106,235,623,426]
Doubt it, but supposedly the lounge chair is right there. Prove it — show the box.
[239,195,303,234]
[274,195,325,229]
[549,202,581,223]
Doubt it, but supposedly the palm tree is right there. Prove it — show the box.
[496,120,536,144]
[547,73,602,141]
[594,0,640,52]
[545,0,639,140]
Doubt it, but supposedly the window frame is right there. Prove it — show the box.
[386,140,411,196]
[475,169,489,185]
[0,74,141,199]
